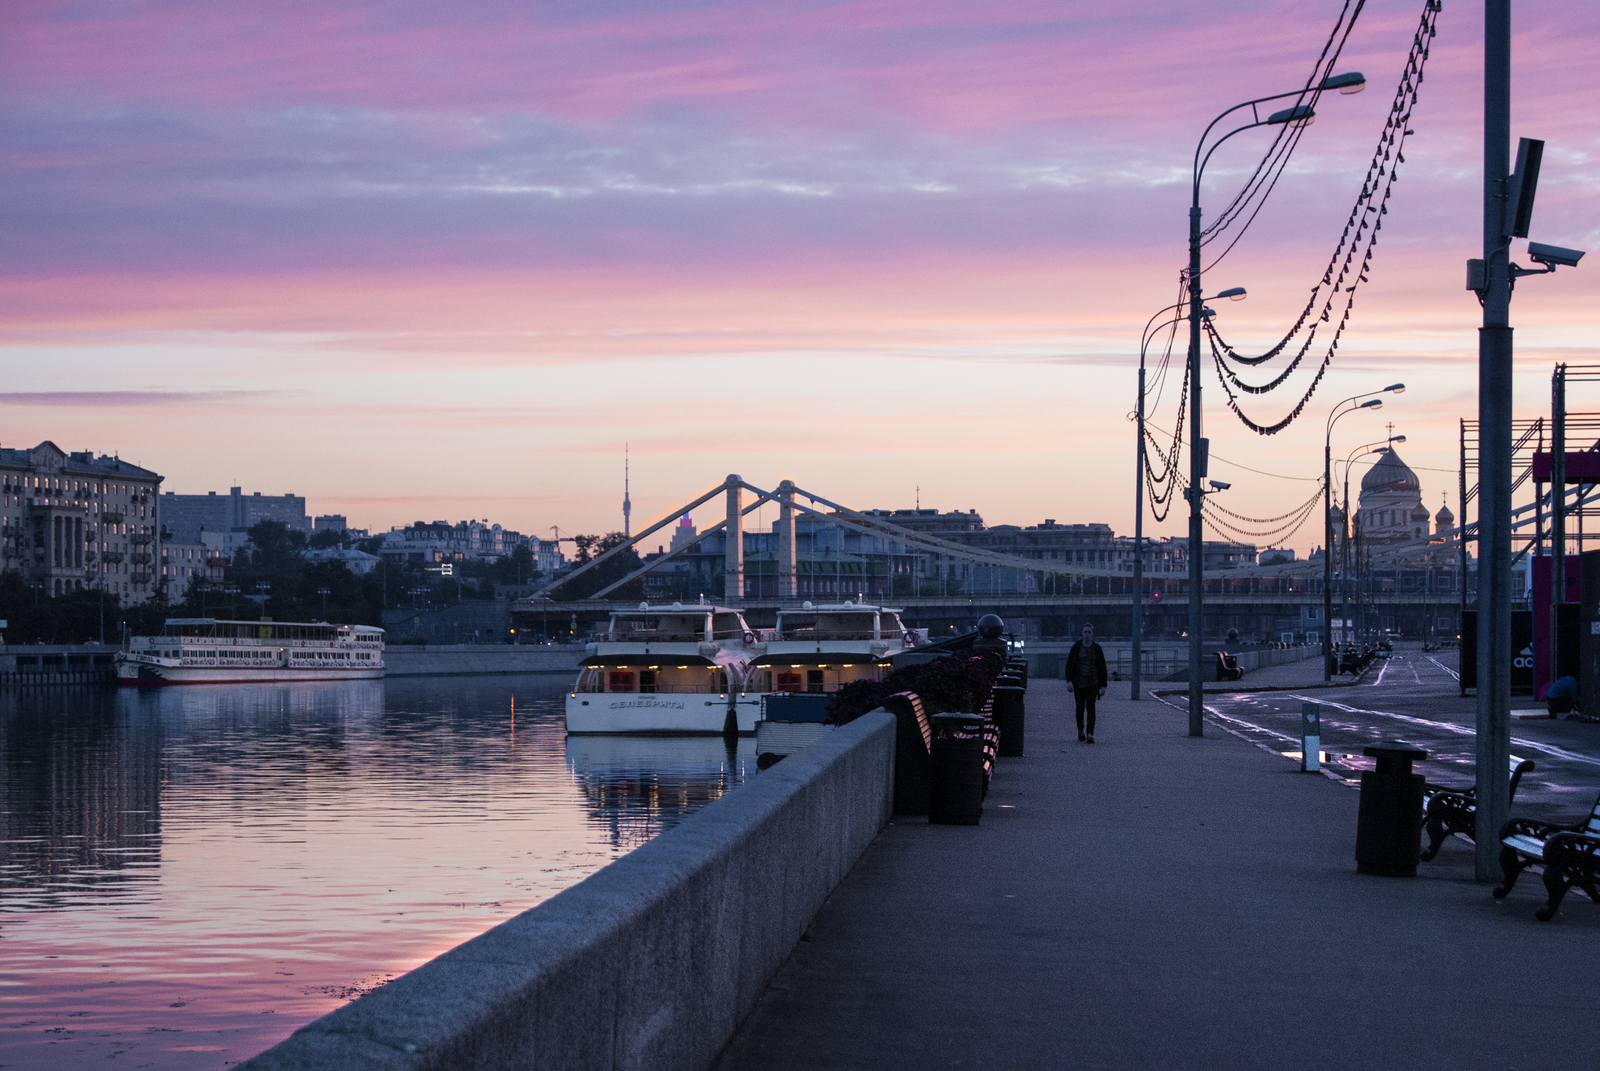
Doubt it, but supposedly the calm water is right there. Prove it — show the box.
[0,675,755,1069]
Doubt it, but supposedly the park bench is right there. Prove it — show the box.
[1215,652,1244,682]
[1493,790,1600,920]
[1419,759,1536,861]
[882,691,932,816]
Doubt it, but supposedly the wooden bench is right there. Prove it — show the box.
[1419,759,1536,861]
[1494,790,1600,920]
[881,691,932,816]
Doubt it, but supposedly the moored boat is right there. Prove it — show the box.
[115,618,385,685]
[565,602,763,734]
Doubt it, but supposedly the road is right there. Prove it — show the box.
[1177,643,1600,825]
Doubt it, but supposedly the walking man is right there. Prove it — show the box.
[1065,624,1108,743]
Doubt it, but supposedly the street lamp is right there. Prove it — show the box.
[318,585,331,620]
[1332,434,1406,663]
[1186,73,1365,735]
[1134,289,1244,701]
[1323,385,1404,679]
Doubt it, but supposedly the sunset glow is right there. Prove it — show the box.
[5,0,1597,550]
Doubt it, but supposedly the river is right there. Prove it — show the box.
[0,674,755,1069]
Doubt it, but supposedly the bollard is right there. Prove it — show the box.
[992,683,1025,757]
[1300,702,1320,772]
[929,713,986,825]
[1006,659,1029,688]
[1355,741,1428,877]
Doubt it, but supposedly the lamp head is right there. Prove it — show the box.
[1384,382,1406,394]
[1389,434,1406,444]
[1360,399,1383,410]
[1267,104,1315,128]
[1208,480,1231,492]
[1202,307,1217,319]
[1213,286,1247,301]
[1321,71,1367,94]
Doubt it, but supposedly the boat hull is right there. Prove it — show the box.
[115,660,384,686]
[565,693,761,734]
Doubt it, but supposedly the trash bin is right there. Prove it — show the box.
[1355,741,1428,877]
[929,712,987,825]
[992,683,1025,757]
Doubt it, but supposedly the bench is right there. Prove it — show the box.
[1419,759,1536,862]
[1494,790,1600,920]
[1215,652,1245,682]
[881,691,932,816]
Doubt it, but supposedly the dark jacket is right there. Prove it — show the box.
[1064,640,1108,691]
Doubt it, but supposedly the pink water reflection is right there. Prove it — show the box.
[0,676,753,1068]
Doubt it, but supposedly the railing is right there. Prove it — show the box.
[102,551,125,564]
[131,572,151,584]
[131,533,152,546]
[100,512,124,524]
[130,552,152,565]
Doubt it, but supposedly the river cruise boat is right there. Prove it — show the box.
[747,601,916,696]
[565,603,763,735]
[115,618,385,686]
[750,602,920,756]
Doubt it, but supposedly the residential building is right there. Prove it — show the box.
[313,513,348,532]
[160,487,309,543]
[161,541,227,603]
[377,519,529,566]
[0,441,164,603]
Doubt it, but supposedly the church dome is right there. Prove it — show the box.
[1360,449,1421,498]
[1436,501,1455,524]
[1410,503,1431,521]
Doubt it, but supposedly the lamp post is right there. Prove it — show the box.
[1332,434,1406,663]
[1135,291,1244,701]
[1323,387,1404,679]
[318,585,331,620]
[1186,71,1366,735]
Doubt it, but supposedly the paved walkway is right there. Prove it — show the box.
[712,678,1600,1071]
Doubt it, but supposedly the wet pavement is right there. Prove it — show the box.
[713,662,1600,1071]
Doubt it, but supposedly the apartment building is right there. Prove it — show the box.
[0,441,164,603]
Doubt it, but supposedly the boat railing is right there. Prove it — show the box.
[775,630,881,642]
[606,630,705,642]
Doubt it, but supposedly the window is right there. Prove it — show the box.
[776,671,803,692]
[607,671,635,692]
[807,669,825,693]
[639,670,656,693]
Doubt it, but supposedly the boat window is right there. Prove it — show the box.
[607,671,635,692]
[776,671,803,692]
[638,670,656,694]
[807,669,826,693]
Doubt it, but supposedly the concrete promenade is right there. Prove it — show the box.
[713,675,1600,1071]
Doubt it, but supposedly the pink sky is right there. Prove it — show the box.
[3,0,1597,552]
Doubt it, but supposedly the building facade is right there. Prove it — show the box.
[1,441,164,603]
[160,487,309,543]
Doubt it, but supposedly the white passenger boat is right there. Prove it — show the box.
[565,603,763,735]
[115,618,385,686]
[746,601,916,697]
[748,602,919,757]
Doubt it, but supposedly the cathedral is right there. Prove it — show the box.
[1353,448,1453,546]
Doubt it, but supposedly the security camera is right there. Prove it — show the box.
[1208,480,1231,492]
[1528,242,1585,269]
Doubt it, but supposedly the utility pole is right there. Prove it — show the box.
[1474,0,1513,883]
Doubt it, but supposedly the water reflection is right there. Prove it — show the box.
[567,735,754,851]
[0,675,754,1070]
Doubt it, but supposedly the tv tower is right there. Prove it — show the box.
[622,444,632,538]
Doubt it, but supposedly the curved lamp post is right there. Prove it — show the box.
[1185,71,1366,735]
[1332,434,1406,665]
[1323,385,1404,678]
[1134,289,1244,701]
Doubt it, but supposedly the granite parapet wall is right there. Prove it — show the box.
[241,710,896,1071]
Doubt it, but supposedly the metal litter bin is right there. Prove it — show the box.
[991,684,1025,757]
[929,712,986,825]
[1355,741,1428,877]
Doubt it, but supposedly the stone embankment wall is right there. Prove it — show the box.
[383,644,584,677]
[1025,642,1318,680]
[241,710,897,1071]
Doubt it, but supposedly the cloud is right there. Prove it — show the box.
[0,390,281,407]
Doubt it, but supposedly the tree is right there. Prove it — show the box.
[552,532,644,600]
